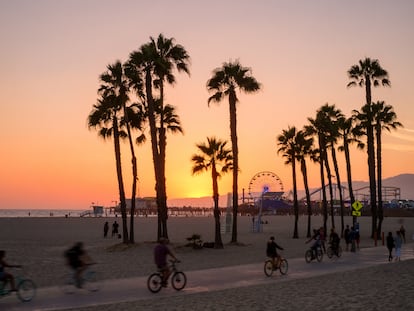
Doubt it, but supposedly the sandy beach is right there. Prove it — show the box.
[0,214,413,310]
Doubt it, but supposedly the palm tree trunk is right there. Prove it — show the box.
[318,137,328,232]
[331,147,345,236]
[344,141,356,233]
[123,103,137,244]
[376,126,383,237]
[113,117,129,243]
[145,70,163,240]
[367,125,377,238]
[229,93,238,243]
[212,167,223,248]
[324,147,335,229]
[365,80,377,239]
[292,156,299,239]
[301,159,312,238]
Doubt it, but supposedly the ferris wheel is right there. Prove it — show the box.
[248,171,284,198]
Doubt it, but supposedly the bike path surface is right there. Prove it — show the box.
[2,245,413,311]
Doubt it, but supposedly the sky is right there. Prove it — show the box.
[1,0,414,210]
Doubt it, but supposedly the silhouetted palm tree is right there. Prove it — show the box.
[191,137,233,248]
[207,60,261,243]
[277,126,299,239]
[306,111,329,232]
[127,34,190,240]
[295,129,314,238]
[372,101,402,235]
[347,57,390,238]
[88,94,129,243]
[337,115,364,235]
[99,61,147,244]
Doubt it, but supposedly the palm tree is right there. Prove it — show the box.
[347,57,390,238]
[127,34,190,240]
[337,115,364,235]
[321,104,347,235]
[306,111,329,232]
[99,61,147,244]
[295,130,314,238]
[277,126,299,239]
[372,101,402,235]
[88,94,129,243]
[191,137,233,248]
[207,60,261,243]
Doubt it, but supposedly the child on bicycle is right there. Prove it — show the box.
[0,250,21,291]
[266,236,284,268]
[154,237,178,287]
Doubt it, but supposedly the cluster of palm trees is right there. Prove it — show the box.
[277,58,402,240]
[88,34,262,245]
[88,34,189,243]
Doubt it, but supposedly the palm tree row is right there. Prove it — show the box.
[278,57,402,239]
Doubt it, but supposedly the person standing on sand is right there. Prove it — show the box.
[394,231,402,261]
[112,221,119,238]
[103,221,109,238]
[386,232,394,262]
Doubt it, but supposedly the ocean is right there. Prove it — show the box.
[0,209,87,218]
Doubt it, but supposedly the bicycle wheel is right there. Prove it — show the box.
[305,249,313,263]
[327,247,334,259]
[83,270,100,292]
[279,259,288,275]
[316,248,323,262]
[147,273,162,293]
[264,260,274,277]
[17,279,36,302]
[60,273,76,294]
[171,271,187,291]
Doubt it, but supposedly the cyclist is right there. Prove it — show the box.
[266,236,284,268]
[306,228,321,258]
[64,242,94,288]
[154,238,178,287]
[0,250,22,292]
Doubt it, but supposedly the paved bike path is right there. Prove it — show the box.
[2,245,413,311]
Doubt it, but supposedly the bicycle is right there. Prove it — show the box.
[305,245,323,263]
[0,268,36,302]
[61,265,100,294]
[264,255,288,277]
[147,259,187,293]
[326,243,342,259]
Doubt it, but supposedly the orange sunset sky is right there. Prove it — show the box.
[1,0,414,210]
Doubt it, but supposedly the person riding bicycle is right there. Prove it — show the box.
[0,250,22,292]
[306,228,322,258]
[266,236,284,268]
[329,228,340,255]
[154,237,178,287]
[64,242,94,288]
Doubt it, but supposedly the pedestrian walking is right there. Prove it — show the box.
[386,232,394,262]
[394,231,402,261]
